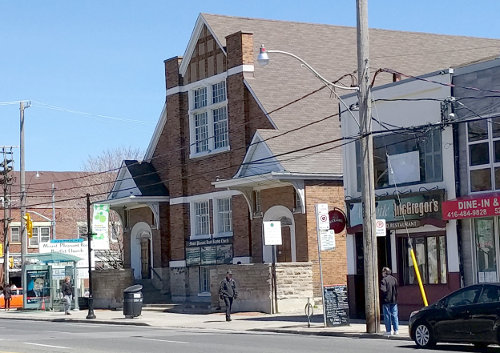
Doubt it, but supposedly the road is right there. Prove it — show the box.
[0,320,499,353]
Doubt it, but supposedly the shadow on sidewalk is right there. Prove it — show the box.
[237,314,323,323]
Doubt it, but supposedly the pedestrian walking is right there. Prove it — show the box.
[61,276,73,315]
[3,283,12,311]
[380,266,399,336]
[219,270,238,321]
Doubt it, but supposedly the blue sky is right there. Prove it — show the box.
[1,0,499,172]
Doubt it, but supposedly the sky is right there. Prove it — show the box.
[1,0,500,172]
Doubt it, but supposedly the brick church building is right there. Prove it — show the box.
[105,14,500,312]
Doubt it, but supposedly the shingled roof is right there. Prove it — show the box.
[199,13,500,176]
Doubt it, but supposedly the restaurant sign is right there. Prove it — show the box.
[347,190,445,232]
[442,193,500,220]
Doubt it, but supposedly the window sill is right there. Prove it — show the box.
[190,234,211,241]
[190,146,230,159]
[197,292,211,297]
[213,232,233,238]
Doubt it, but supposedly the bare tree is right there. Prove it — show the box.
[81,146,144,270]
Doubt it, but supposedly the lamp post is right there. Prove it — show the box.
[257,1,379,332]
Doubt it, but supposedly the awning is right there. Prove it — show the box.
[26,252,82,264]
[442,192,500,220]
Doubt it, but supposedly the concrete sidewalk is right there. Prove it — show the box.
[0,308,410,341]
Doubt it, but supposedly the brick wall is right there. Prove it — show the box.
[93,268,133,309]
[304,181,347,297]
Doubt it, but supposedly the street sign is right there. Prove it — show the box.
[376,219,386,237]
[316,203,330,230]
[320,229,336,251]
[263,221,282,245]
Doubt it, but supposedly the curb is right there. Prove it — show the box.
[0,315,151,327]
[250,328,411,341]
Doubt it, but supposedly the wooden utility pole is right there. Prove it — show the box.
[357,0,380,333]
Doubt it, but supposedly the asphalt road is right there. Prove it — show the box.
[0,320,500,353]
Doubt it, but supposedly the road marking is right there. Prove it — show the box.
[24,342,69,349]
[136,337,188,344]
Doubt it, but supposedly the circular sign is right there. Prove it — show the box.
[329,209,347,234]
[320,214,328,223]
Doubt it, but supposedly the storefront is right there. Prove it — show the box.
[346,189,460,319]
[443,192,500,284]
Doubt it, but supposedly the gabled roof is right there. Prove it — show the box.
[109,160,168,200]
[152,13,500,177]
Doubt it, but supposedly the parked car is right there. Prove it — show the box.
[0,287,23,309]
[409,283,500,349]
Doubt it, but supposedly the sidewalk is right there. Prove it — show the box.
[0,308,410,341]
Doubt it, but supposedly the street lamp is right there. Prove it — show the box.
[257,45,358,92]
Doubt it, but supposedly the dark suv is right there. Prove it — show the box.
[409,283,500,349]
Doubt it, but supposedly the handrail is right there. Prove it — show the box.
[149,266,163,283]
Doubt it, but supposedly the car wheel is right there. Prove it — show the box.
[413,322,435,348]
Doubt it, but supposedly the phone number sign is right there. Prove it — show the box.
[442,194,500,220]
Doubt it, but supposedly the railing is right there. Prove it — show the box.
[149,266,163,283]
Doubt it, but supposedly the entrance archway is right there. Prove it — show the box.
[131,222,152,280]
[263,206,296,263]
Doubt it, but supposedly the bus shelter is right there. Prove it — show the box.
[25,252,82,311]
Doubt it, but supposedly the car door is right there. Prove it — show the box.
[468,285,500,343]
[434,285,482,342]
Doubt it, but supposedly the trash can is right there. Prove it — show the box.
[123,284,143,318]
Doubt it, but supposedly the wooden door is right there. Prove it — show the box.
[140,239,151,279]
[277,227,292,262]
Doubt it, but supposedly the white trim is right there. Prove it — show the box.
[227,64,254,76]
[170,190,241,205]
[144,103,167,162]
[197,292,211,297]
[446,219,460,273]
[169,260,186,268]
[262,206,296,263]
[233,257,251,264]
[243,80,277,129]
[190,200,211,239]
[390,231,397,273]
[179,14,227,77]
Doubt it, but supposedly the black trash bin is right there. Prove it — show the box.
[123,284,143,318]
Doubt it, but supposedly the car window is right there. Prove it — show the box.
[478,286,500,304]
[447,286,481,307]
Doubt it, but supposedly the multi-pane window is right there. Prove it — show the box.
[401,234,447,285]
[212,82,226,104]
[190,80,229,156]
[199,267,210,293]
[194,87,207,109]
[194,112,209,153]
[356,129,443,191]
[10,227,20,243]
[194,201,210,236]
[216,198,232,234]
[29,227,51,247]
[474,217,498,282]
[467,117,500,192]
[78,223,88,239]
[213,107,228,149]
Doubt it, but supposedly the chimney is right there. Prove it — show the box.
[225,31,254,70]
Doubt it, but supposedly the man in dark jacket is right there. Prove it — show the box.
[219,270,238,321]
[380,267,399,336]
[61,276,73,315]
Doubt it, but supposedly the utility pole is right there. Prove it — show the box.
[20,101,30,309]
[51,183,56,239]
[357,0,380,333]
[86,194,96,319]
[1,147,15,285]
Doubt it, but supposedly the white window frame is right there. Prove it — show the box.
[466,115,500,193]
[10,226,20,243]
[198,266,211,295]
[214,197,232,238]
[28,225,51,248]
[189,79,229,158]
[77,222,88,239]
[190,200,211,240]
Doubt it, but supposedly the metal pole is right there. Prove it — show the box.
[51,183,56,239]
[357,0,380,333]
[316,217,327,327]
[86,194,96,319]
[20,101,29,309]
[2,150,10,285]
[271,245,278,314]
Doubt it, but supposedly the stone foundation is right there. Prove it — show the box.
[92,269,134,309]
